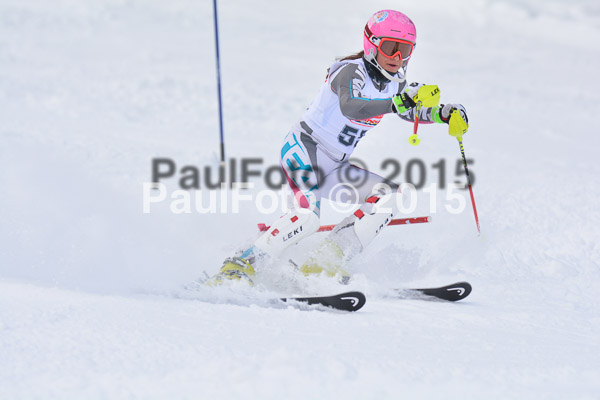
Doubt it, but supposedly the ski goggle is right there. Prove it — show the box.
[377,38,414,60]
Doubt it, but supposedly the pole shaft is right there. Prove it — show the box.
[257,216,431,233]
[458,139,481,234]
[213,0,225,163]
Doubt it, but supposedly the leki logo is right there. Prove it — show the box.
[282,226,303,242]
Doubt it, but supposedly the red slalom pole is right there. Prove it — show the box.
[257,216,431,233]
[457,139,480,235]
[408,102,422,146]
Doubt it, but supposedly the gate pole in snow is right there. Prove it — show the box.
[212,0,225,164]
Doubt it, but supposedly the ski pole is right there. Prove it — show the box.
[449,108,480,235]
[257,216,431,233]
[409,101,422,146]
[457,138,480,235]
[408,85,440,146]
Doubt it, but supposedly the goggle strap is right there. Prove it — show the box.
[364,24,380,46]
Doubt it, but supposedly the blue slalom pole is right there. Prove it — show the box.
[213,0,225,163]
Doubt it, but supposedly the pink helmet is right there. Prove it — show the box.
[363,10,417,82]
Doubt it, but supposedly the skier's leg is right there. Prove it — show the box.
[207,208,320,286]
[300,192,399,280]
[329,164,400,259]
[252,209,320,260]
[323,161,399,205]
[301,165,400,280]
[254,131,328,257]
[209,131,330,285]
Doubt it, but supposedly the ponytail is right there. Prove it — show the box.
[326,50,365,78]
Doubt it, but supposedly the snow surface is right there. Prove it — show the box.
[1,0,600,398]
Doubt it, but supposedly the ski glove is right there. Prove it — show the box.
[391,91,416,114]
[392,83,441,114]
[435,104,468,125]
[392,83,424,113]
[434,104,469,137]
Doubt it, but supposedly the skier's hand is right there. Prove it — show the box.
[437,104,469,137]
[391,91,416,114]
[392,83,440,114]
[437,104,468,125]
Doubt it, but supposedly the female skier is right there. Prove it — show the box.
[209,9,469,285]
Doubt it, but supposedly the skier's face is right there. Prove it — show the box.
[376,52,402,74]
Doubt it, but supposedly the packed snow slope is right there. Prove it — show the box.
[1,0,599,399]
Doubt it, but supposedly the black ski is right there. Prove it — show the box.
[395,281,472,302]
[281,291,366,312]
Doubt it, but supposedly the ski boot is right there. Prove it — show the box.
[299,239,351,284]
[205,256,256,286]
